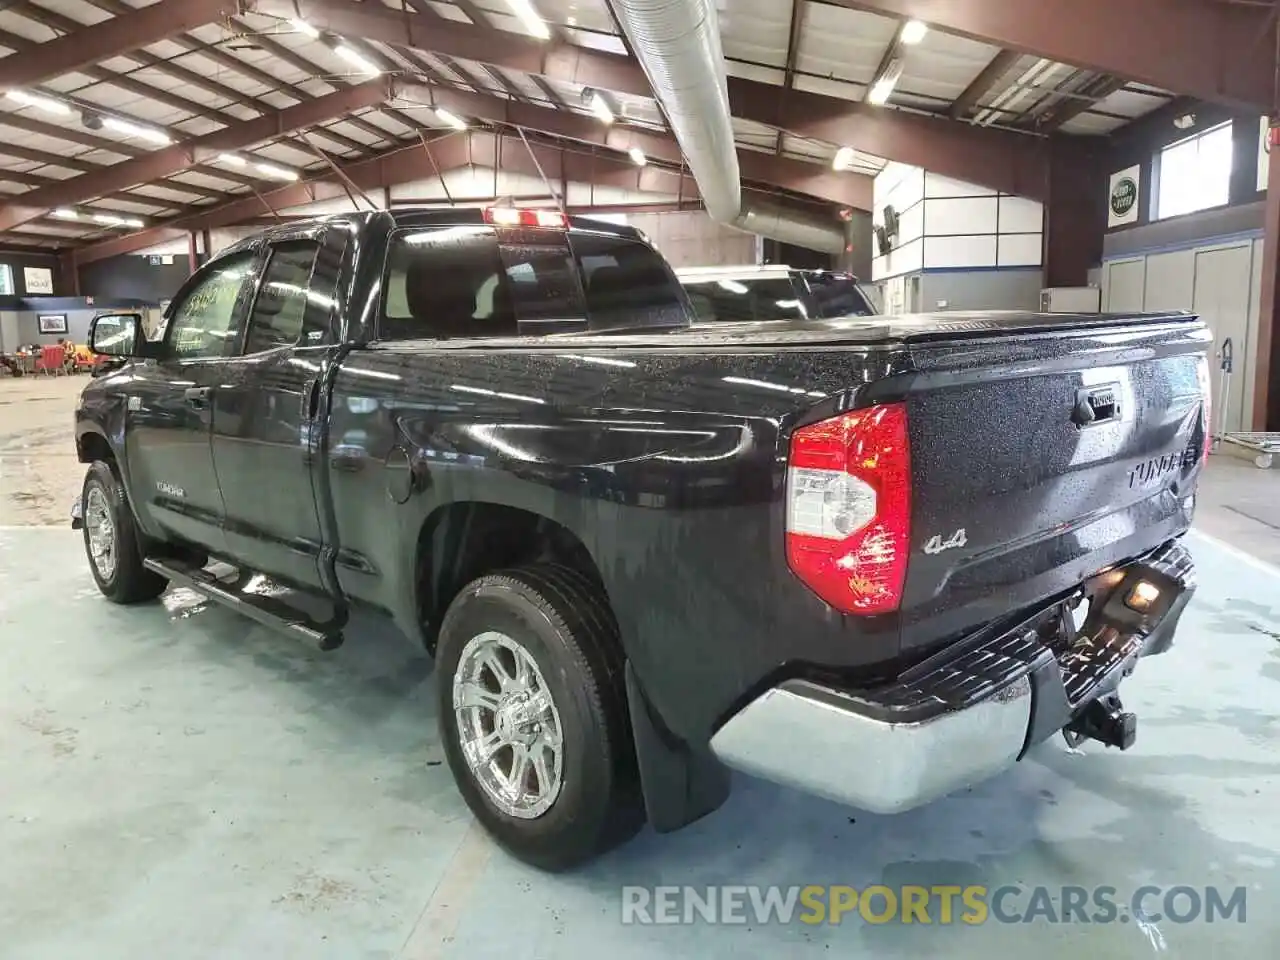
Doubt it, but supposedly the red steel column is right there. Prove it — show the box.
[1042,137,1106,289]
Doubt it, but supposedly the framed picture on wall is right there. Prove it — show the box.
[37,314,68,335]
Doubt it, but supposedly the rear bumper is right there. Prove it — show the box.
[709,540,1195,814]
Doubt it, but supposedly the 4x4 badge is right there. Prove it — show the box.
[924,529,968,555]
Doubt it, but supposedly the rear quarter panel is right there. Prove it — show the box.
[326,344,903,743]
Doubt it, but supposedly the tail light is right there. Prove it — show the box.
[1196,356,1212,459]
[785,402,911,615]
[484,207,569,229]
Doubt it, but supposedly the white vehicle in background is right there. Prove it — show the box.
[676,264,879,323]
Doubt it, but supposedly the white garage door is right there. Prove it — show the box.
[1105,259,1145,312]
[1193,244,1253,434]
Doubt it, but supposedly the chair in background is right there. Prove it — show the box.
[36,345,66,376]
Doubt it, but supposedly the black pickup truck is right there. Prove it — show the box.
[75,207,1210,870]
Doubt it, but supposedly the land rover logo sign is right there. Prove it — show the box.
[1110,177,1137,217]
[1107,164,1141,227]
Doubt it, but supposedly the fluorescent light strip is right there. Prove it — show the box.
[435,107,467,130]
[255,162,299,181]
[291,18,320,39]
[589,93,615,125]
[217,153,247,167]
[832,146,855,171]
[867,79,895,105]
[5,89,72,115]
[103,116,171,145]
[868,61,905,106]
[334,43,380,77]
[628,146,646,166]
[92,213,144,228]
[503,0,551,40]
[52,208,78,220]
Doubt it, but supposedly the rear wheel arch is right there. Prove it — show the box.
[413,501,610,656]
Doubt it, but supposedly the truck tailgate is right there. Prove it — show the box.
[893,313,1211,654]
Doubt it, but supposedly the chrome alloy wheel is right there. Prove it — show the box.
[84,486,117,581]
[453,631,564,819]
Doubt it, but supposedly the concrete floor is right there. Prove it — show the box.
[0,375,85,526]
[2,376,1279,957]
[1,527,1278,958]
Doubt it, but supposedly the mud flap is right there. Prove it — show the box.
[625,662,730,833]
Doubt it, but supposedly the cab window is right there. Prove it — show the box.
[243,240,322,353]
[166,253,257,359]
[380,224,687,340]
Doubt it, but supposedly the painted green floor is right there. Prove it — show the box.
[1,527,1277,958]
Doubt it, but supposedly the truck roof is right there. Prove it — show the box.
[223,207,646,254]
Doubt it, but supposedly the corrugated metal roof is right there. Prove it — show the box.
[0,0,1184,249]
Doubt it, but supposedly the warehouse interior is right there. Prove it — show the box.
[1,0,1279,957]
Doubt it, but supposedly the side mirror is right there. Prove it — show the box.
[88,313,144,357]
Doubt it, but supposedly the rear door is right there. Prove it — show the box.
[210,228,348,591]
[894,316,1210,653]
[123,250,262,554]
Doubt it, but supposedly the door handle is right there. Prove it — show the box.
[300,378,320,421]
[1072,384,1121,427]
[184,386,211,408]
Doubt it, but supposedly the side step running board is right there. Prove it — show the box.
[144,558,346,651]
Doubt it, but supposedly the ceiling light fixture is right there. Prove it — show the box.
[333,42,381,77]
[103,116,172,145]
[52,208,79,219]
[5,89,72,115]
[584,88,615,125]
[255,161,300,181]
[628,146,647,166]
[867,79,895,105]
[217,153,247,166]
[435,107,468,130]
[867,60,904,106]
[900,19,928,45]
[290,18,320,39]
[832,146,855,171]
[92,213,144,228]
[503,0,552,40]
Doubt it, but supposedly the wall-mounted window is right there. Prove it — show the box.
[1155,122,1234,220]
[0,264,13,295]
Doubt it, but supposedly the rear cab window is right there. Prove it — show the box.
[380,223,689,340]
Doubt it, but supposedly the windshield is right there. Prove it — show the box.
[681,272,877,324]
[682,276,809,323]
[802,272,876,317]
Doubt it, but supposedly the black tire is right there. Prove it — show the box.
[81,460,168,604]
[436,563,644,871]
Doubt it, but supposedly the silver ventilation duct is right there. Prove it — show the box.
[607,0,845,254]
